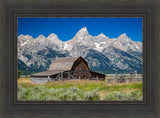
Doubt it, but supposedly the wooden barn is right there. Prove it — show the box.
[30,56,105,84]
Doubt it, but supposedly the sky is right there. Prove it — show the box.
[18,17,143,42]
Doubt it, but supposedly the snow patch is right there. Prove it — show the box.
[94,42,104,52]
[63,43,72,51]
[101,42,106,44]
[21,42,27,46]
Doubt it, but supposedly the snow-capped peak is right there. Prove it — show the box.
[79,27,88,32]
[47,33,58,39]
[70,27,92,42]
[76,27,89,36]
[47,33,63,44]
[18,34,34,47]
[116,33,132,42]
[98,33,107,38]
[18,27,142,55]
[18,34,25,38]
[18,34,33,39]
[117,33,128,39]
[111,33,142,52]
[36,35,46,40]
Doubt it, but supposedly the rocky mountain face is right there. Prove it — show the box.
[18,27,143,74]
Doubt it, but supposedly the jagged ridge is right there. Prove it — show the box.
[18,27,142,74]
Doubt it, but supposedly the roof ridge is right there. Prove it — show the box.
[55,56,80,59]
[49,56,82,71]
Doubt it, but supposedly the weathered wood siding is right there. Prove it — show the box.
[72,60,91,79]
[90,71,105,80]
[30,57,105,83]
[30,76,51,84]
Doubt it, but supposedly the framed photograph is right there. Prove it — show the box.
[1,0,160,118]
[16,16,144,103]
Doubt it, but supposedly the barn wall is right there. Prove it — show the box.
[90,72,105,81]
[74,61,89,70]
[72,60,91,79]
[30,57,106,82]
[30,76,51,84]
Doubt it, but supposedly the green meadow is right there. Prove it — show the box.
[17,78,143,101]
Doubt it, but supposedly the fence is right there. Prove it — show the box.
[106,73,143,84]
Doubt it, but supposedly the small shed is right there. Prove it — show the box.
[31,56,105,84]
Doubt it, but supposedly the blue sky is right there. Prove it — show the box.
[18,17,143,42]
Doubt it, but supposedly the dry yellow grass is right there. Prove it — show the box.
[18,78,30,83]
[18,78,104,89]
[106,81,142,86]
[18,78,141,86]
[46,79,103,86]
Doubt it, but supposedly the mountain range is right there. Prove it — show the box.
[18,27,142,74]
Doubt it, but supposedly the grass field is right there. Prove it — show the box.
[17,78,143,101]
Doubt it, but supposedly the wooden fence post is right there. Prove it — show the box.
[68,71,69,80]
[61,72,63,81]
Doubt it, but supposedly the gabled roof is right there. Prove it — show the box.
[31,56,90,77]
[49,57,81,71]
[31,70,67,77]
[30,56,106,78]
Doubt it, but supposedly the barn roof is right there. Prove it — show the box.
[90,71,105,76]
[49,57,81,71]
[30,56,105,78]
[31,70,67,77]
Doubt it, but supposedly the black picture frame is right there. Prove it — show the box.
[1,0,160,118]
